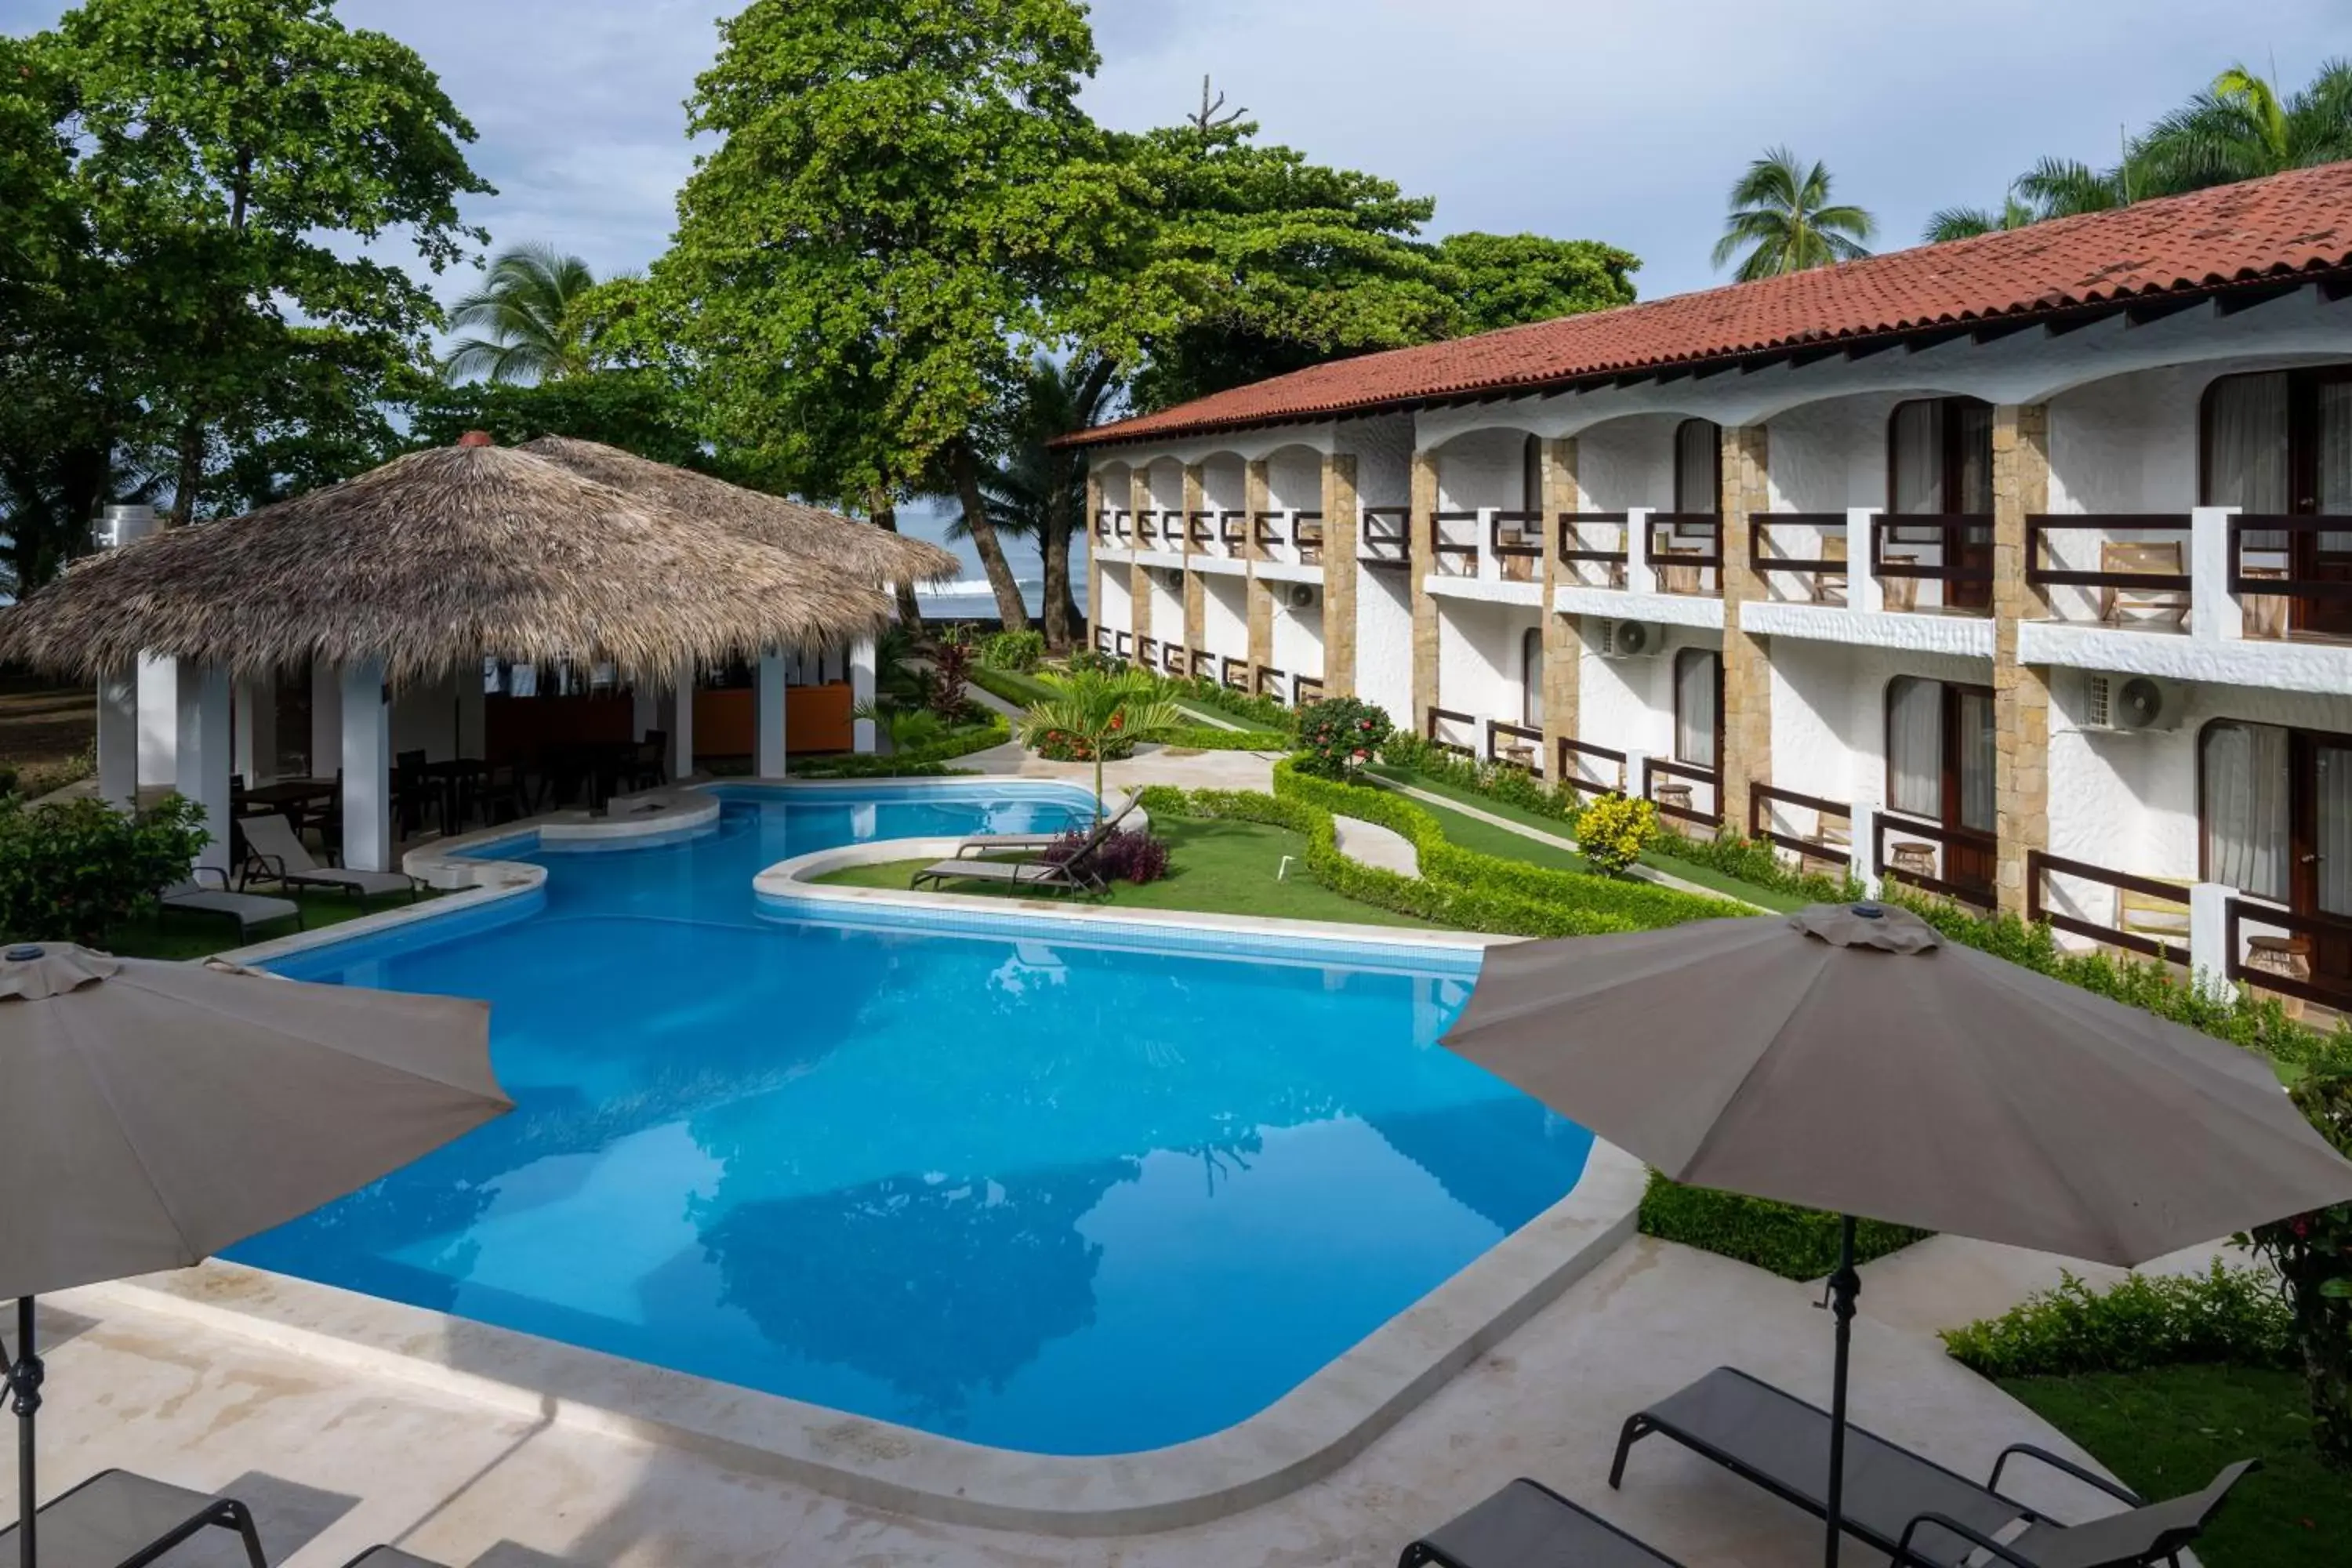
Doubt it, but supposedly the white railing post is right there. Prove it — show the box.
[1848,799,1881,898]
[1622,747,1651,804]
[339,659,391,874]
[1625,507,1657,596]
[175,663,232,876]
[2190,506,2241,643]
[1476,506,1499,582]
[96,667,138,811]
[1278,507,1298,564]
[1849,507,1884,615]
[2190,881,2236,1000]
[851,637,877,753]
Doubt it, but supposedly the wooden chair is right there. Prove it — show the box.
[2099,540,2190,627]
[2118,877,2192,953]
[1813,535,1848,606]
[1655,546,1705,596]
[2240,564,2290,639]
[1879,554,1920,613]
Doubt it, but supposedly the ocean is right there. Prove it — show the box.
[897,498,1088,624]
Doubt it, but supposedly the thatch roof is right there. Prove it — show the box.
[518,436,960,586]
[0,445,898,683]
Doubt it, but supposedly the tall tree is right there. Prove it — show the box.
[35,0,491,525]
[654,0,1131,631]
[442,244,602,385]
[1431,231,1639,335]
[975,354,1119,651]
[1926,158,2128,244]
[2136,59,2352,196]
[1711,147,1875,281]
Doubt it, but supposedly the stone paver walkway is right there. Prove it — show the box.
[1331,814,1419,876]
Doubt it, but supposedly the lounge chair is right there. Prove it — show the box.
[159,866,303,937]
[947,797,1135,860]
[0,1467,266,1567]
[1610,1367,2255,1567]
[1400,1479,1682,1567]
[909,852,1108,898]
[238,813,419,906]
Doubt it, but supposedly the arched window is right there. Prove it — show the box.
[2201,368,2352,636]
[2199,720,2290,901]
[1886,397,1993,609]
[1522,626,1544,728]
[1883,675,1998,895]
[1673,419,1722,514]
[1522,433,1544,514]
[1673,648,1721,770]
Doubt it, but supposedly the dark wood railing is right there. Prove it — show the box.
[1643,757,1721,829]
[2226,898,2352,1011]
[1425,706,1476,756]
[1293,673,1324,705]
[1874,810,1997,909]
[1218,512,1249,554]
[1133,633,1154,668]
[2027,850,2189,963]
[1432,510,1482,576]
[1360,506,1412,568]
[1094,624,1114,654]
[1486,718,1544,772]
[1113,630,1133,659]
[1294,512,1326,564]
[1094,509,1115,546]
[2025,514,2193,596]
[1254,665,1286,701]
[1251,510,1287,557]
[1748,514,1850,596]
[1134,512,1163,548]
[1557,736,1627,797]
[1185,510,1218,549]
[1559,512,1632,582]
[1873,515,1994,600]
[1221,655,1250,691]
[1648,514,1723,597]
[2230,515,2352,601]
[1748,783,1851,868]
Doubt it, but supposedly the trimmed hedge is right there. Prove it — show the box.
[1941,1264,2295,1378]
[964,664,1062,710]
[786,714,1010,778]
[1638,1171,1932,1280]
[1154,725,1292,752]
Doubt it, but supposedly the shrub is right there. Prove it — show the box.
[1033,729,1135,763]
[1292,696,1394,779]
[0,766,16,798]
[1575,793,1653,875]
[1638,1171,1931,1280]
[1170,674,1297,734]
[1149,725,1291,752]
[787,714,1008,778]
[1065,648,1122,674]
[928,635,978,722]
[2243,1061,2352,1467]
[0,793,211,946]
[1940,1264,2296,1379]
[979,628,1045,672]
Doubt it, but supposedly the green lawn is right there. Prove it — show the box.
[106,885,445,961]
[1999,1364,2346,1568]
[814,815,1433,928]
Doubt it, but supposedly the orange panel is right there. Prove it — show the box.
[689,682,855,760]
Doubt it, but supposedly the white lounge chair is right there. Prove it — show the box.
[159,866,303,936]
[238,812,419,905]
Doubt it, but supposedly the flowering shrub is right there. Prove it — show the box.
[979,629,1045,672]
[0,793,210,945]
[1291,697,1392,779]
[927,635,978,723]
[1031,728,1136,763]
[2245,1061,2352,1468]
[1067,648,1123,674]
[1575,793,1654,876]
[1044,826,1169,885]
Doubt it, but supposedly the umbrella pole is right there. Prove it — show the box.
[8,1295,38,1568]
[1823,1215,1859,1568]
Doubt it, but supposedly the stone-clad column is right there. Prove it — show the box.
[1182,463,1207,674]
[1247,576,1274,691]
[1243,459,1270,561]
[1994,404,2053,916]
[1128,470,1152,655]
[1719,425,1773,837]
[1320,452,1359,698]
[1540,437,1581,780]
[1410,446,1441,741]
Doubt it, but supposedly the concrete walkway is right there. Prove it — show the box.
[1332,814,1419,876]
[23,1234,2140,1568]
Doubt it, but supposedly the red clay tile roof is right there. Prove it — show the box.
[1064,161,2352,450]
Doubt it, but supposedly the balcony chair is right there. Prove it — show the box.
[2097,541,2189,628]
[1880,553,1921,613]
[1655,545,1706,596]
[2116,877,2191,955]
[1813,535,1848,606]
[1399,1479,1682,1567]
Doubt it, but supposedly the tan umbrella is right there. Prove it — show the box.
[1441,901,2352,1568]
[0,942,511,1563]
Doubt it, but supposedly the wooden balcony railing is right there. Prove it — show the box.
[1493,510,1544,583]
[1094,509,1115,546]
[1134,634,1158,671]
[1222,655,1250,691]
[1360,506,1412,568]
[1748,783,1851,869]
[1648,514,1722,597]
[1748,514,1850,603]
[1219,512,1249,554]
[1559,512,1631,587]
[2230,515,2352,601]
[1642,756,1721,830]
[1486,718,1544,772]
[1254,665,1287,702]
[1432,510,1482,576]
[1293,673,1324,705]
[1294,513,1326,564]
[1874,809,1996,909]
[1185,510,1218,549]
[2027,850,2189,963]
[2225,897,2352,1011]
[1134,512,1163,548]
[1557,737,1626,798]
[1425,706,1477,756]
[1094,624,1114,655]
[1872,515,1994,612]
[1250,510,1287,557]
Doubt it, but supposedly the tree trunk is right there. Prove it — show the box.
[169,416,206,528]
[951,443,1032,630]
[1040,510,1076,652]
[869,497,924,631]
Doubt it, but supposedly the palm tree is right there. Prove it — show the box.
[442,245,601,385]
[1922,195,2038,244]
[1922,157,2129,245]
[1015,668,1183,822]
[972,353,1121,652]
[1711,147,1876,281]
[2134,59,2352,198]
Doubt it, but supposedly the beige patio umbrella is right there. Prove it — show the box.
[1441,900,2352,1568]
[0,942,511,1564]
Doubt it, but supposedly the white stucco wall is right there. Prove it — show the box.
[1200,453,1247,512]
[1272,586,1325,681]
[1766,638,1994,810]
[1340,417,1414,507]
[1145,567,1185,644]
[1201,574,1250,661]
[1266,444,1323,512]
[1573,416,1677,510]
[1356,570,1414,727]
[1145,457,1186,514]
[1575,622,1685,759]
[1435,599,1541,730]
[1434,427,1535,511]
[1098,568,1132,637]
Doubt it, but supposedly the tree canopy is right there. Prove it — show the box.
[443,244,604,385]
[1711,147,1875,281]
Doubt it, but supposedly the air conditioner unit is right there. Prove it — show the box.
[1287,583,1319,611]
[1596,619,1668,659]
[2082,672,2182,734]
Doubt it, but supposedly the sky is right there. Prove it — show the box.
[7,0,2350,593]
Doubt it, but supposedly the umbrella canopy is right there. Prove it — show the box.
[0,943,511,1299]
[1443,901,2352,1266]
[0,444,898,684]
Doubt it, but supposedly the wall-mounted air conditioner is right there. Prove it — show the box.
[2082,672,2183,734]
[1596,619,1668,659]
[1287,583,1319,611]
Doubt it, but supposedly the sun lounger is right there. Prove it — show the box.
[160,866,303,936]
[1610,1366,2255,1567]
[238,812,419,905]
[910,853,1106,898]
[0,1467,266,1568]
[949,796,1135,859]
[1400,1479,1682,1567]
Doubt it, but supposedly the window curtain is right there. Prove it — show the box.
[1675,421,1720,514]
[1521,627,1544,728]
[2318,382,2352,550]
[2205,373,2290,553]
[1890,401,1944,514]
[2203,722,2289,902]
[1522,434,1544,515]
[1887,677,1941,818]
[1955,403,1994,514]
[1957,688,1995,833]
[2318,743,2352,917]
[1675,652,1719,770]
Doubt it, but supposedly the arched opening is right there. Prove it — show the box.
[2200,368,2352,637]
[1883,674,1997,901]
[1521,626,1544,729]
[1887,397,1994,612]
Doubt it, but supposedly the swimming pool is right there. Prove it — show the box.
[241,782,1595,1455]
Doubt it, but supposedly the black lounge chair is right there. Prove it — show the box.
[910,806,1120,898]
[342,1547,446,1567]
[1400,1479,1682,1567]
[1610,1367,2256,1567]
[0,1468,266,1567]
[946,795,1134,860]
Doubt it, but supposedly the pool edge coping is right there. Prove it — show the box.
[71,1141,1641,1537]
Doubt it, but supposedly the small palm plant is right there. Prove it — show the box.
[1711,147,1875,281]
[1016,669,1183,822]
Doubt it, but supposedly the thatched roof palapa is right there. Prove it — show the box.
[0,442,906,684]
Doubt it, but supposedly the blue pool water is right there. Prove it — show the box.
[241,783,1594,1454]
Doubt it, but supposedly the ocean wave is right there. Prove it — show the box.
[916,576,1042,597]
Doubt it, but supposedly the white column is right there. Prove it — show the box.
[1848,507,1884,615]
[1622,746,1650,803]
[1475,506,1499,583]
[232,674,278,786]
[136,653,178,787]
[2190,505,2241,643]
[1848,800,1882,898]
[757,652,789,779]
[339,659,392,873]
[310,662,343,780]
[173,663,232,876]
[851,637,877,754]
[1624,507,1657,596]
[2190,880,2236,1000]
[673,667,697,780]
[96,666,138,811]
